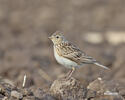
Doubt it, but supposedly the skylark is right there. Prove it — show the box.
[49,31,109,79]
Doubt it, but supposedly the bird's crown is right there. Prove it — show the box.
[49,31,66,44]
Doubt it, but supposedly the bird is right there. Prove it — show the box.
[49,31,109,79]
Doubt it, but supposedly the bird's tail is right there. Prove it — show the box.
[94,62,110,70]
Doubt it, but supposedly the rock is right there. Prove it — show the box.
[2,97,8,100]
[50,77,87,100]
[87,77,109,95]
[34,88,56,100]
[116,84,125,98]
[91,95,124,100]
[22,96,37,100]
[11,90,23,99]
[87,77,125,100]
[41,94,56,100]
[34,88,45,98]
[22,88,33,96]
[86,89,96,99]
[0,82,15,97]
[0,94,4,99]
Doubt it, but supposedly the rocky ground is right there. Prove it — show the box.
[0,76,125,100]
[0,0,125,100]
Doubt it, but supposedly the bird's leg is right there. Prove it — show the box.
[66,67,75,80]
[66,69,73,76]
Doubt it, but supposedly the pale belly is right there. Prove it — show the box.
[54,47,78,68]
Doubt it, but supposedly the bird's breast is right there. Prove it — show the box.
[54,47,78,68]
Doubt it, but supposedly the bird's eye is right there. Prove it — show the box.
[56,36,59,39]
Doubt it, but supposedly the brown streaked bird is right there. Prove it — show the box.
[49,31,109,79]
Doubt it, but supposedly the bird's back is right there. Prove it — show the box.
[54,41,97,65]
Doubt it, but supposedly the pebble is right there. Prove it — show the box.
[11,90,23,99]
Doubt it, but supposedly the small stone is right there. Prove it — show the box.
[34,88,45,98]
[22,88,33,96]
[86,89,96,99]
[2,97,8,100]
[50,77,87,100]
[0,93,4,99]
[98,77,102,81]
[92,95,124,100]
[87,78,108,94]
[22,96,36,100]
[34,88,56,100]
[41,94,56,100]
[11,90,23,99]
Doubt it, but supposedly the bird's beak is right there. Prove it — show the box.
[48,36,52,39]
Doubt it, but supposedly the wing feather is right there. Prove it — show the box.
[55,42,96,65]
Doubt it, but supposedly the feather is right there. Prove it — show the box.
[94,62,110,70]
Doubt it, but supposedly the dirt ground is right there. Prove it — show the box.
[0,0,125,100]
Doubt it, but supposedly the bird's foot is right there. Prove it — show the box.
[58,67,75,81]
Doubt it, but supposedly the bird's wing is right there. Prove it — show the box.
[55,42,96,65]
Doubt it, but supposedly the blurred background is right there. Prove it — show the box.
[0,0,125,89]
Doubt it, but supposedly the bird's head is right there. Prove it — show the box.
[49,31,66,45]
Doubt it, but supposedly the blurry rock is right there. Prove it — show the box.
[86,89,96,99]
[11,90,23,99]
[106,32,125,45]
[83,32,104,44]
[0,94,4,99]
[2,97,8,100]
[34,88,56,100]
[110,45,125,81]
[87,78,124,100]
[91,95,124,100]
[117,84,125,98]
[87,77,108,94]
[34,88,45,98]
[22,88,33,97]
[87,78,121,94]
[23,96,37,100]
[50,77,86,100]
[41,94,56,100]
[0,82,15,97]
[119,89,125,99]
[2,79,15,87]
